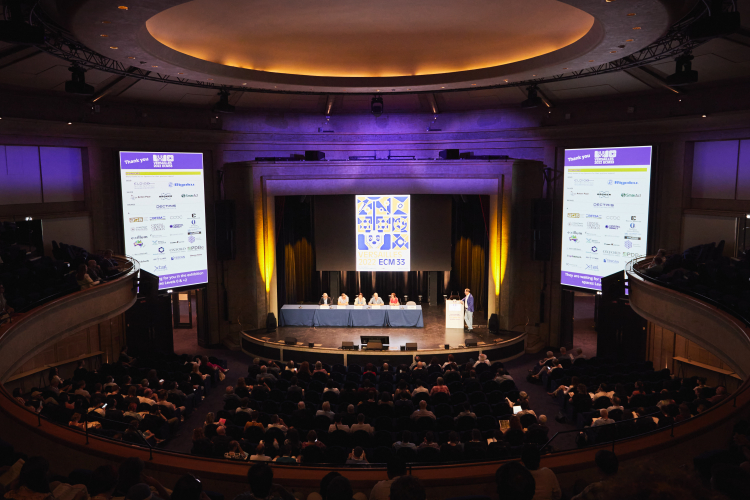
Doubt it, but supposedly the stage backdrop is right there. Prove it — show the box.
[277,195,488,313]
[314,194,452,271]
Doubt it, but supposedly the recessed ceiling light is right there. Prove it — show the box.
[100,34,108,37]
[532,74,536,77]
[626,39,634,42]
[118,6,128,10]
[102,21,111,24]
[678,99,682,102]
[110,46,118,49]
[589,59,594,62]
[151,65,158,68]
[562,68,568,70]
[702,114,707,118]
[633,27,641,29]
[610,51,617,53]
[441,86,445,88]
[207,78,213,81]
[407,88,411,90]
[471,83,476,85]
[242,83,247,85]
[376,89,380,92]
[504,79,508,82]
[177,72,184,75]
[67,122,72,125]
[127,56,135,59]
[627,13,636,16]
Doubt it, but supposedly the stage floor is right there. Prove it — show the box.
[259,305,517,350]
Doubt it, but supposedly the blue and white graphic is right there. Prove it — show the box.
[356,195,410,271]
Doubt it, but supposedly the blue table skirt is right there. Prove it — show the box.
[279,305,423,328]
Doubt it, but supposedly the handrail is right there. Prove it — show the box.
[628,256,750,327]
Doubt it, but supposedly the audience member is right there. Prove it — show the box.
[369,458,406,500]
[389,476,425,500]
[571,450,619,500]
[495,461,536,500]
[521,445,561,500]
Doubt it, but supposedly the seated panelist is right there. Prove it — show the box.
[369,293,384,305]
[319,293,334,306]
[389,293,400,305]
[338,293,349,306]
[354,293,367,306]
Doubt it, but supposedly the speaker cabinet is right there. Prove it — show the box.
[305,150,326,161]
[367,340,384,350]
[405,342,418,351]
[439,149,460,160]
[284,337,297,345]
[215,200,236,260]
[465,339,478,347]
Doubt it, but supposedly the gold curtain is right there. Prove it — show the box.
[453,236,486,311]
[285,237,313,304]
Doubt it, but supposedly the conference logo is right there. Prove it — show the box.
[603,259,620,264]
[158,193,172,200]
[158,247,165,253]
[630,216,640,221]
[130,226,147,231]
[566,254,581,259]
[188,236,196,243]
[150,216,165,221]
[605,225,620,230]
[586,238,599,244]
[168,182,195,188]
[190,214,201,219]
[130,195,150,200]
[169,240,185,244]
[569,235,578,242]
[630,223,636,228]
[603,250,619,255]
[170,224,183,229]
[597,192,611,198]
[593,203,614,208]
[622,251,641,258]
[129,217,143,223]
[151,224,165,231]
[133,240,144,247]
[621,193,641,198]
[567,213,580,218]
[586,214,601,219]
[188,245,205,251]
[156,204,176,209]
[587,222,600,229]
[594,149,617,162]
[171,256,186,260]
[131,235,148,240]
[154,154,174,162]
[182,194,199,198]
[590,246,598,253]
[624,240,634,249]
[170,247,186,253]
[585,264,599,271]
[624,236,641,240]
[187,231,201,235]
[152,240,166,246]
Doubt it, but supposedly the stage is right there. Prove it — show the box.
[240,304,527,366]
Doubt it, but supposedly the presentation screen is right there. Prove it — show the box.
[561,146,652,291]
[356,195,410,271]
[120,152,207,290]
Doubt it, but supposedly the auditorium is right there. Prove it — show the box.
[1,0,750,499]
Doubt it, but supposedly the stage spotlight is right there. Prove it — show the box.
[521,86,543,108]
[65,65,95,95]
[371,96,384,117]
[666,54,698,86]
[213,89,235,113]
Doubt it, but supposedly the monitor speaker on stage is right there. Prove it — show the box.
[342,341,356,350]
[305,150,325,161]
[308,342,315,348]
[367,340,384,350]
[466,339,478,347]
[405,343,418,351]
[439,149,460,160]
[445,344,450,349]
[284,337,297,345]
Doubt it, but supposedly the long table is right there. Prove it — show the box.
[279,304,424,328]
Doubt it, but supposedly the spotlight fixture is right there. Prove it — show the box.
[65,65,95,95]
[0,3,44,44]
[666,53,698,86]
[371,96,384,117]
[521,86,543,108]
[212,89,235,113]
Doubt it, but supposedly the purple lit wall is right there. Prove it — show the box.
[0,145,84,205]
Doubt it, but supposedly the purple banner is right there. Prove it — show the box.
[120,152,204,170]
[561,271,601,291]
[564,146,652,167]
[158,269,208,289]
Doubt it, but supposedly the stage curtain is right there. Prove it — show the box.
[285,238,313,303]
[448,195,489,312]
[276,197,317,305]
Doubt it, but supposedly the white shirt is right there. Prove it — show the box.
[338,295,349,305]
[529,468,562,500]
[369,296,384,305]
[354,296,366,305]
[369,478,398,500]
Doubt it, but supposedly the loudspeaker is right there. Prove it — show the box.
[466,339,478,347]
[488,313,500,334]
[284,337,297,345]
[305,150,325,161]
[444,344,450,349]
[405,343,418,351]
[367,340,383,350]
[342,341,355,350]
[308,343,315,348]
[439,149,460,160]
[400,345,405,351]
[532,198,552,261]
[215,200,236,260]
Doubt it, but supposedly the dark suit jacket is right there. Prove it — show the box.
[318,297,334,305]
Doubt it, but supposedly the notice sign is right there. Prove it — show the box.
[356,195,410,271]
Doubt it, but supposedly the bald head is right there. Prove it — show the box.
[419,400,427,409]
[538,415,547,424]
[600,409,609,419]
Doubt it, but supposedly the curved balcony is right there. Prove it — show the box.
[0,257,139,382]
[0,256,748,496]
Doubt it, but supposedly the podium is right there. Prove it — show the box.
[446,300,464,329]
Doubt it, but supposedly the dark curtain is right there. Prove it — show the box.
[276,195,489,309]
[446,195,489,312]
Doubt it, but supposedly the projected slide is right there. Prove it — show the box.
[356,195,410,271]
[561,146,652,291]
[120,152,207,290]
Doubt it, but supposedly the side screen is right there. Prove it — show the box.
[120,152,208,290]
[561,146,652,291]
